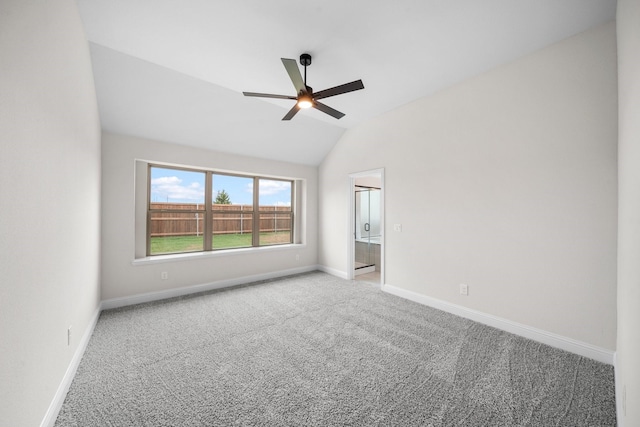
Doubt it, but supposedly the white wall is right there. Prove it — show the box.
[0,1,101,426]
[101,132,318,301]
[319,22,617,350]
[616,0,640,424]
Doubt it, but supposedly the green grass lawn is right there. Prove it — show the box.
[150,232,290,255]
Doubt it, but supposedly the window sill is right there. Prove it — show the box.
[132,243,306,266]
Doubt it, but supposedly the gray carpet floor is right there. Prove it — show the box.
[55,271,616,426]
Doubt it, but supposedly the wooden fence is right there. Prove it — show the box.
[149,203,291,237]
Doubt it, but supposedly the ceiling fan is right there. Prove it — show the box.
[243,53,364,121]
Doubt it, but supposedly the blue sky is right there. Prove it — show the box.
[150,167,291,206]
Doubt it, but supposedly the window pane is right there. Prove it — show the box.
[150,167,205,206]
[259,211,292,245]
[149,212,204,255]
[212,174,253,207]
[211,174,254,250]
[213,209,253,250]
[258,179,291,208]
[258,179,292,246]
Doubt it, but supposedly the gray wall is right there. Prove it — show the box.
[101,132,318,301]
[319,22,618,350]
[0,1,102,426]
[616,0,640,424]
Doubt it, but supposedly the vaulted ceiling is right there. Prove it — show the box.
[77,0,616,165]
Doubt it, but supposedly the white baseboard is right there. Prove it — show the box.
[40,306,101,427]
[317,265,348,280]
[382,283,615,365]
[101,265,320,310]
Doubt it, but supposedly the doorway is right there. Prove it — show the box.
[349,169,384,286]
[354,186,380,274]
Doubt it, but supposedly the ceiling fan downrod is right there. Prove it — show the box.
[300,53,312,88]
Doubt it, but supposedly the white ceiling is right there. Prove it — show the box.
[77,0,616,165]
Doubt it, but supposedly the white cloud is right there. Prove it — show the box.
[242,180,289,197]
[151,176,181,185]
[259,180,291,196]
[151,176,204,202]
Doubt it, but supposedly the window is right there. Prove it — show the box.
[148,165,294,256]
[148,167,205,255]
[212,174,253,250]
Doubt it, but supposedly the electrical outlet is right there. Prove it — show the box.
[459,284,469,296]
[393,224,402,232]
[295,254,300,261]
[161,272,168,280]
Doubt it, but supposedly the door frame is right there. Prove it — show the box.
[348,168,384,287]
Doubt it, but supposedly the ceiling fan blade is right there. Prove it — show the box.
[313,80,364,100]
[313,101,345,119]
[243,92,296,100]
[281,58,307,94]
[282,104,300,121]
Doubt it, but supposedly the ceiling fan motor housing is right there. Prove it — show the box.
[300,53,312,66]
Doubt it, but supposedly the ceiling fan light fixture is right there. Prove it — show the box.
[297,95,313,109]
